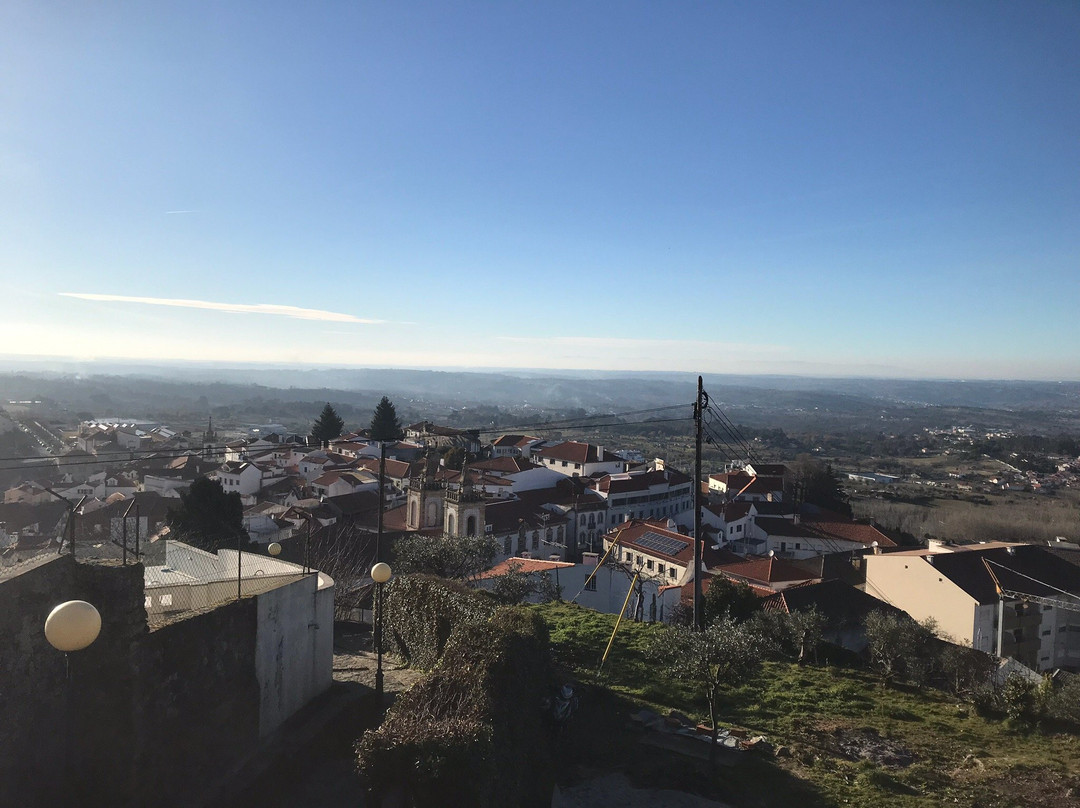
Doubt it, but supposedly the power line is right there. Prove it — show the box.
[701,421,742,464]
[704,406,752,457]
[706,402,754,459]
[467,403,693,436]
[0,403,696,469]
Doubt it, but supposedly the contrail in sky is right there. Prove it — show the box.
[59,293,381,323]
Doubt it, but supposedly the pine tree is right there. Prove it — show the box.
[166,476,247,551]
[311,402,345,444]
[369,396,403,442]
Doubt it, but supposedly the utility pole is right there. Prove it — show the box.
[377,441,385,564]
[693,376,707,631]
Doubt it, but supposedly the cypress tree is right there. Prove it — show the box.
[312,402,345,444]
[369,396,404,442]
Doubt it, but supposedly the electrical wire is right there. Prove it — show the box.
[0,411,696,472]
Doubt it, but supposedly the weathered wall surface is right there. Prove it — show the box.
[0,554,146,805]
[255,574,334,736]
[132,598,261,805]
[0,555,268,807]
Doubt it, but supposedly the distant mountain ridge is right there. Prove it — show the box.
[0,359,1077,414]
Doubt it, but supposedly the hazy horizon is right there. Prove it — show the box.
[1,354,1077,385]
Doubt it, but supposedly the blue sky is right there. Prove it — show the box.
[2,1,1078,378]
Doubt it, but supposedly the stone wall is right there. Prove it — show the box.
[0,554,264,807]
[0,554,146,805]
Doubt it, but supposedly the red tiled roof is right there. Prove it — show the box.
[597,468,691,493]
[382,504,409,532]
[717,556,818,585]
[469,456,539,474]
[805,520,895,548]
[479,557,576,579]
[605,520,694,564]
[535,441,624,465]
[353,457,414,479]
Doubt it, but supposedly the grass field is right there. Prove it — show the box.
[851,486,1080,544]
[534,601,1080,808]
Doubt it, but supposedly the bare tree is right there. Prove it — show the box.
[305,523,379,620]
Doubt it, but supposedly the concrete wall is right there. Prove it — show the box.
[863,554,979,643]
[255,571,334,736]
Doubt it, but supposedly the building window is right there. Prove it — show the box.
[646,559,654,570]
[668,567,676,578]
[159,594,173,606]
[795,543,801,550]
[1042,629,1052,636]
[585,576,597,592]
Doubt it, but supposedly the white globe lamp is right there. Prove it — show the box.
[44,601,101,652]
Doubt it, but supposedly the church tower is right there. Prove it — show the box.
[406,452,445,530]
[444,459,486,537]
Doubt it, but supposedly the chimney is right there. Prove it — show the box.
[582,552,599,569]
[597,445,604,461]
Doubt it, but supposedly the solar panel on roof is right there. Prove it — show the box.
[634,531,688,557]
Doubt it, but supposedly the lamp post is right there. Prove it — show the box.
[371,562,392,699]
[45,600,101,799]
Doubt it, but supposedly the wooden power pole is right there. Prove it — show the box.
[693,375,707,630]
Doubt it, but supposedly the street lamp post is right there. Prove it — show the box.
[45,600,101,800]
[370,562,392,699]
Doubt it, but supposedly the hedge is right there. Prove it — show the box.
[381,573,497,671]
[357,606,555,808]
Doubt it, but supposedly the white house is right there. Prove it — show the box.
[216,461,273,496]
[595,467,694,526]
[533,442,627,478]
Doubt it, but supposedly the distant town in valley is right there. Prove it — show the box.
[6,364,1080,807]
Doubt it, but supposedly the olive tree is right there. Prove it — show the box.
[650,616,766,764]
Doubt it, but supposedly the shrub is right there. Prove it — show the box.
[357,607,554,808]
[382,574,497,671]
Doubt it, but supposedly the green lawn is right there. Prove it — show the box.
[533,601,1080,808]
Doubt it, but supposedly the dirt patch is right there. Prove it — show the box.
[807,723,914,767]
[983,769,1080,808]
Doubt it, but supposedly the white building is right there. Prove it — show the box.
[533,442,627,478]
